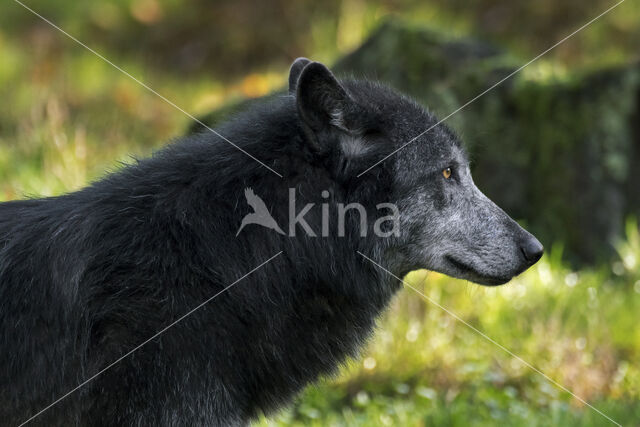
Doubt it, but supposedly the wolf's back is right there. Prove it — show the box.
[0,199,45,248]
[0,196,86,420]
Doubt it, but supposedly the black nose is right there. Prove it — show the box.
[520,236,544,264]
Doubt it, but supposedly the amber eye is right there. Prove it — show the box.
[442,167,452,179]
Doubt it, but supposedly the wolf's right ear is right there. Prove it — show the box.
[288,57,311,94]
[296,61,356,135]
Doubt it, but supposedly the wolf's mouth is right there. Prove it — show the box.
[444,255,511,286]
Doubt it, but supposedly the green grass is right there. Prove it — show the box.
[1,21,639,427]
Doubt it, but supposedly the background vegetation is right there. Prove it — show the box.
[1,1,639,425]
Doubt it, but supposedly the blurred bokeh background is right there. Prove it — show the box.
[1,0,639,425]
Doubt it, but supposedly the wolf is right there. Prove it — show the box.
[0,58,542,425]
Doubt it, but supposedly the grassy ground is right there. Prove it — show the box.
[1,19,639,427]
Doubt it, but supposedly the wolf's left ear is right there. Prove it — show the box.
[288,57,311,94]
[296,61,356,134]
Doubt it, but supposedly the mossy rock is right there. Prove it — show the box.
[465,67,639,263]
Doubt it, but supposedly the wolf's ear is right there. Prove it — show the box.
[288,57,311,94]
[296,61,356,134]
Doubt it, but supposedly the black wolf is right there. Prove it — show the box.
[0,58,542,425]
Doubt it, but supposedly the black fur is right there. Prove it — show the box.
[1,60,541,425]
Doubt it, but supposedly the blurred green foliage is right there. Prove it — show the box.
[1,1,640,425]
[1,0,638,79]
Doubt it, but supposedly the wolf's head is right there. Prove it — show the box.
[290,58,543,286]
